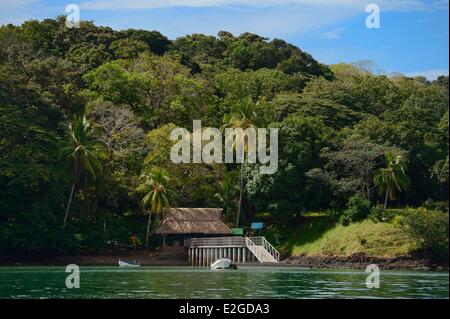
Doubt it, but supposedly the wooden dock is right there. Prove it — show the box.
[184,236,280,266]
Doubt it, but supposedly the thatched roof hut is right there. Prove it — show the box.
[155,208,231,235]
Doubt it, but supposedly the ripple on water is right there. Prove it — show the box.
[0,266,448,299]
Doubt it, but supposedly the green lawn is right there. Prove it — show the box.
[280,214,417,258]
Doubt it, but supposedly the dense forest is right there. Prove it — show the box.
[0,17,448,258]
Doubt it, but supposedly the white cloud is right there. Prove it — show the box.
[112,5,356,39]
[76,0,444,39]
[430,0,449,10]
[79,0,435,11]
[321,27,345,39]
[0,0,37,9]
[403,69,449,80]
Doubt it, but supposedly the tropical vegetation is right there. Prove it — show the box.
[0,17,448,260]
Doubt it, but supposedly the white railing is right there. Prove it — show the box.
[185,236,245,248]
[262,237,280,262]
[245,237,263,262]
[249,236,280,262]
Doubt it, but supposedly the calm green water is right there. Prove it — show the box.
[0,266,448,299]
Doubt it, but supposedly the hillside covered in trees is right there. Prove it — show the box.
[0,17,448,260]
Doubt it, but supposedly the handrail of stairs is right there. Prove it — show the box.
[262,237,280,262]
[249,236,280,262]
[245,237,263,263]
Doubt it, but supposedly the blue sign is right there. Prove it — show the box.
[251,222,264,230]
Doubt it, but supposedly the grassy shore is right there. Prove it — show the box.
[270,211,450,270]
[278,211,416,258]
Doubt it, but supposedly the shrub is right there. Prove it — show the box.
[264,224,288,248]
[0,209,79,255]
[340,194,372,225]
[339,214,351,226]
[400,208,449,260]
[369,204,385,222]
[80,229,105,252]
[422,199,449,212]
[369,204,399,222]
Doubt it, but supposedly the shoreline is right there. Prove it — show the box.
[0,251,447,271]
[284,253,449,271]
[0,249,188,267]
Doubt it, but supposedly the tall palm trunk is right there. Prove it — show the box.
[383,176,392,210]
[383,187,389,210]
[236,161,245,228]
[63,182,76,228]
[145,212,153,248]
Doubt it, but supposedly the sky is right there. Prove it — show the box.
[0,0,448,79]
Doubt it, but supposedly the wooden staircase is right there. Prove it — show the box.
[245,237,279,263]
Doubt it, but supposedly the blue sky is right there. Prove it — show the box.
[1,0,448,79]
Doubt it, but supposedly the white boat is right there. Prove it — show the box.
[211,258,233,270]
[118,259,140,268]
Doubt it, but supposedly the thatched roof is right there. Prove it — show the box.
[155,208,231,235]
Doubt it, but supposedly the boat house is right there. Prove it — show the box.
[155,208,231,247]
[155,207,280,266]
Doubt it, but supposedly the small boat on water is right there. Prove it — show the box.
[118,259,141,268]
[211,258,236,270]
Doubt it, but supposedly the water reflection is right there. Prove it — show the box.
[0,266,448,299]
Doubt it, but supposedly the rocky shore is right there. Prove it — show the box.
[0,248,189,267]
[284,253,449,271]
[1,248,448,271]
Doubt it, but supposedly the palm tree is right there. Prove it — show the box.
[214,173,239,223]
[431,157,449,199]
[222,97,259,227]
[138,167,175,248]
[374,152,410,210]
[61,116,107,227]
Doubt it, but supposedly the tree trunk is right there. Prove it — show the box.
[295,211,302,225]
[383,188,389,210]
[145,212,153,248]
[63,182,76,228]
[236,161,245,228]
